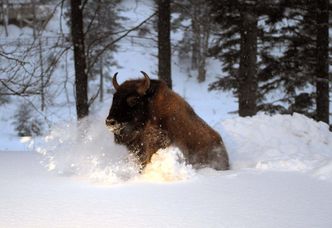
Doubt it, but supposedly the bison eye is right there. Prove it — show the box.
[126,96,140,107]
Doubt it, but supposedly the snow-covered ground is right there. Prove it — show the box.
[1,1,332,228]
[1,150,332,228]
[1,113,332,228]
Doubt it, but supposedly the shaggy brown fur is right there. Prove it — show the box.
[106,72,229,170]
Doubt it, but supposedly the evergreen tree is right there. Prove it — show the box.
[157,0,172,88]
[208,0,281,116]
[238,4,258,116]
[316,0,329,124]
[208,0,330,120]
[275,0,317,117]
[0,85,10,105]
[13,102,44,137]
[261,0,330,121]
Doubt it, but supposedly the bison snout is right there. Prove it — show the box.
[106,118,116,126]
[106,118,124,134]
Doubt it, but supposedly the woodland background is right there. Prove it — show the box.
[0,0,330,136]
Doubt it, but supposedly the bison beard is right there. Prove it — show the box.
[106,72,229,170]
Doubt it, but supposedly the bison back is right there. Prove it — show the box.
[151,83,230,170]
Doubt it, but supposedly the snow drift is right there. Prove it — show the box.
[35,112,332,183]
[222,113,332,180]
[4,113,332,228]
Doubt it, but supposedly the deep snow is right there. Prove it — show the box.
[33,113,332,184]
[1,113,329,228]
[1,149,332,228]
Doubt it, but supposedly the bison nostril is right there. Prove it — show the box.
[106,119,116,126]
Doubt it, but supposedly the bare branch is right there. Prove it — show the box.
[0,52,28,65]
[87,11,157,73]
[88,88,100,107]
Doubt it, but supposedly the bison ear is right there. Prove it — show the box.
[112,72,120,91]
[137,71,151,95]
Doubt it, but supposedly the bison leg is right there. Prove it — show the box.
[208,144,230,170]
[186,143,230,170]
[137,125,171,170]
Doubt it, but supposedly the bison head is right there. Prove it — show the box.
[106,71,151,135]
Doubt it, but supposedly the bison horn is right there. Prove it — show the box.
[138,71,151,95]
[112,72,120,91]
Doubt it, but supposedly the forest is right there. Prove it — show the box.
[0,0,330,136]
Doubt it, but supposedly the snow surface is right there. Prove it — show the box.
[1,112,331,228]
[222,113,332,181]
[1,149,332,228]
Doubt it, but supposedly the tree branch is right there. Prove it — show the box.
[87,11,157,73]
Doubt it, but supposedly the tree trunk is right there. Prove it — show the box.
[316,0,329,124]
[38,35,45,111]
[157,0,172,89]
[99,55,104,102]
[70,0,89,119]
[197,3,210,83]
[2,0,9,36]
[32,0,37,39]
[191,2,199,70]
[238,10,258,117]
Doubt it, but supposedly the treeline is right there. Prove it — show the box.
[207,0,330,127]
[171,0,331,126]
[72,0,331,127]
[0,0,331,131]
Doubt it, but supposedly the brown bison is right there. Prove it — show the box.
[106,71,229,170]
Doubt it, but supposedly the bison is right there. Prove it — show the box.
[106,71,229,170]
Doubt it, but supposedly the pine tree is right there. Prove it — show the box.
[208,0,330,120]
[261,0,330,121]
[275,0,317,117]
[157,0,172,88]
[238,5,258,116]
[208,0,279,116]
[316,0,329,124]
[0,85,10,105]
[13,103,43,137]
